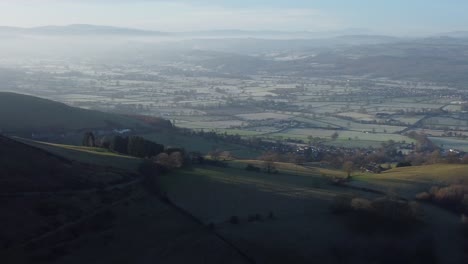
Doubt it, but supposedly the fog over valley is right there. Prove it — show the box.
[1,1,468,264]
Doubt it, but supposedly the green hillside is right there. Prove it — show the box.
[0,92,147,133]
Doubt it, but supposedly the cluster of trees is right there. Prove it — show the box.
[82,132,96,147]
[105,135,165,158]
[154,151,184,169]
[83,132,186,170]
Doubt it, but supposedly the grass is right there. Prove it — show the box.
[352,164,468,197]
[160,164,352,224]
[229,160,346,179]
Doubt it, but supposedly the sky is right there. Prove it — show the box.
[0,0,467,35]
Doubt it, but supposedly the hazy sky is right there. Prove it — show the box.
[0,0,467,34]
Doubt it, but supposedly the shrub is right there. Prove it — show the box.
[415,192,431,201]
[247,214,255,222]
[462,214,468,237]
[255,214,263,221]
[35,202,60,216]
[429,186,440,196]
[229,216,239,225]
[419,184,468,213]
[268,211,275,219]
[372,197,422,223]
[330,195,354,214]
[396,161,412,168]
[433,185,468,209]
[332,195,423,234]
[351,198,373,211]
[245,164,261,172]
[463,195,468,213]
[139,161,161,194]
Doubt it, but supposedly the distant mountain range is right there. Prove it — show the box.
[1,24,467,40]
[0,24,387,39]
[0,24,168,36]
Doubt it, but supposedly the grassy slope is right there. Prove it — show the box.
[160,166,352,263]
[0,92,145,132]
[161,166,350,223]
[161,165,462,263]
[353,164,468,197]
[230,160,346,178]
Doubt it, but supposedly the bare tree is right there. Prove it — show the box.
[155,153,170,168]
[259,151,280,174]
[343,161,354,179]
[169,152,184,168]
[331,131,339,141]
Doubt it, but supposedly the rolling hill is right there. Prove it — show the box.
[0,92,157,133]
[3,135,466,263]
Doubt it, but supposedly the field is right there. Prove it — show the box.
[4,68,467,154]
[160,164,465,263]
[236,112,293,120]
[140,131,261,159]
[429,137,468,152]
[268,128,414,148]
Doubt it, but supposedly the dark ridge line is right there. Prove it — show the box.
[10,136,139,174]
[0,135,72,164]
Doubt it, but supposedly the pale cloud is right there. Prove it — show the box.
[131,3,341,31]
[0,1,342,31]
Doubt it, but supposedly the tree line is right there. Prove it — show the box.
[82,132,186,171]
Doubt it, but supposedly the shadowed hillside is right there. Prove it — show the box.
[0,136,249,264]
[0,92,153,133]
[0,135,134,193]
